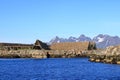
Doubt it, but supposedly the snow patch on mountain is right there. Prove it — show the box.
[97,37,104,43]
[76,40,79,42]
[49,34,120,48]
[57,40,60,43]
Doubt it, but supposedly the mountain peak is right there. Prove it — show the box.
[54,36,60,39]
[79,34,85,37]
[49,34,120,48]
[97,34,110,38]
[69,36,76,39]
[78,34,91,41]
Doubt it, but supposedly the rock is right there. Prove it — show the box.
[89,58,95,62]
[117,61,120,64]
[33,40,50,50]
[88,45,120,64]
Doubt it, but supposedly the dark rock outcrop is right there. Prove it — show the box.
[88,42,97,50]
[33,40,50,50]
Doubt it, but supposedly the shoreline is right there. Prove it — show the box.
[0,49,93,58]
[1,40,120,65]
[1,49,120,65]
[89,45,120,65]
[89,54,120,64]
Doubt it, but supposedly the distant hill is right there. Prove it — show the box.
[49,34,120,48]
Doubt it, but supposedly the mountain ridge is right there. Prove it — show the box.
[49,34,120,48]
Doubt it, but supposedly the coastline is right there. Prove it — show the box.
[1,40,120,65]
[89,45,120,64]
[1,48,120,65]
[0,49,93,58]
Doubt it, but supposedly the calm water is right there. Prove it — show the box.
[0,58,120,80]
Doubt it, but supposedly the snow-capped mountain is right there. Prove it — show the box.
[68,35,92,42]
[49,36,67,44]
[49,34,91,44]
[49,34,120,48]
[93,34,120,48]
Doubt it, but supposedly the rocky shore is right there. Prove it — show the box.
[89,54,120,64]
[89,45,120,64]
[0,49,93,58]
[1,39,120,65]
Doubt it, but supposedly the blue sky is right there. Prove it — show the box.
[0,0,120,43]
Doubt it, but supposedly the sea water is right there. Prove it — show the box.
[0,58,120,80]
